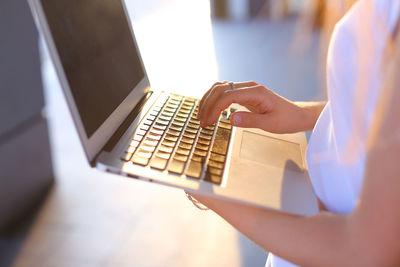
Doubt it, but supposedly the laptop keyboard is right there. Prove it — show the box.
[120,92,234,185]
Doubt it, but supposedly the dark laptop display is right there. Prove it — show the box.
[41,0,145,138]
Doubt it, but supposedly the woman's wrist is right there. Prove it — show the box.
[295,101,326,132]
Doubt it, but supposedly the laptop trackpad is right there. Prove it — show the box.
[239,131,304,172]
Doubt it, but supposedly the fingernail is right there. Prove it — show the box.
[232,114,241,126]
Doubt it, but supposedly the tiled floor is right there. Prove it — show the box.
[3,11,325,267]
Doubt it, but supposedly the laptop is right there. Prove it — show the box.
[29,0,318,214]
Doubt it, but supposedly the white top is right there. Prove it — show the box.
[268,0,400,266]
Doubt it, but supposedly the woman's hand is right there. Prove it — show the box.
[198,81,325,134]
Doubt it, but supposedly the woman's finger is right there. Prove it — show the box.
[199,83,231,123]
[197,81,258,119]
[231,111,275,131]
[197,81,227,119]
[202,85,269,126]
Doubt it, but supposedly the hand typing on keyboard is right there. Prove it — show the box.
[121,92,235,185]
[197,81,321,134]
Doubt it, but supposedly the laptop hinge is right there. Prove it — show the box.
[90,91,153,167]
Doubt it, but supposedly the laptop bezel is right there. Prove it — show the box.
[28,0,151,163]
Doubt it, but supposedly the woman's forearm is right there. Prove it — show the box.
[192,194,352,266]
[295,101,326,132]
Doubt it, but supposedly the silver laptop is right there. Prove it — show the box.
[29,0,318,215]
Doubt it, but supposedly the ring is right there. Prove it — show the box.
[229,81,236,90]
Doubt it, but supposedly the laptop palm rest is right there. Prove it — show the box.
[239,131,304,173]
[211,127,318,215]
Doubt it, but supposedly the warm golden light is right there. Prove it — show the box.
[125,0,219,98]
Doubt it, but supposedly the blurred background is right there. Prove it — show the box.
[1,0,334,266]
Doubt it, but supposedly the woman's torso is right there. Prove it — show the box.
[268,0,400,266]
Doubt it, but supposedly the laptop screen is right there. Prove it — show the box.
[41,0,145,138]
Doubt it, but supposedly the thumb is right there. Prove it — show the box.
[230,111,266,129]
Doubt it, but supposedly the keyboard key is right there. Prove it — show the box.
[199,133,212,140]
[200,128,213,135]
[131,152,152,166]
[150,156,168,170]
[197,138,211,146]
[136,129,147,136]
[164,107,176,113]
[189,119,200,125]
[211,127,230,155]
[174,117,187,126]
[185,127,198,134]
[185,97,196,103]
[137,149,154,158]
[207,166,223,176]
[218,122,232,130]
[191,155,206,163]
[209,153,225,163]
[177,112,190,118]
[139,145,156,153]
[169,125,183,132]
[176,147,190,156]
[147,115,156,121]
[162,111,175,117]
[158,115,172,121]
[169,100,181,105]
[155,120,169,126]
[205,125,215,130]
[182,103,193,109]
[165,134,179,142]
[158,145,174,154]
[143,139,158,147]
[153,124,167,131]
[131,156,149,166]
[147,134,162,141]
[204,171,222,185]
[162,140,176,147]
[180,136,194,144]
[121,152,132,162]
[167,103,179,108]
[178,142,192,150]
[149,110,159,117]
[207,160,224,169]
[172,120,185,127]
[139,144,156,153]
[176,114,188,119]
[220,118,231,124]
[179,109,191,114]
[150,129,164,136]
[130,140,140,147]
[140,124,150,131]
[183,131,196,139]
[153,106,161,112]
[133,134,143,142]
[173,154,188,162]
[179,107,191,113]
[185,161,203,178]
[126,146,136,153]
[143,119,153,126]
[193,149,207,157]
[155,151,171,160]
[167,129,180,137]
[171,96,183,102]
[168,159,186,174]
[195,143,209,151]
[187,122,200,129]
